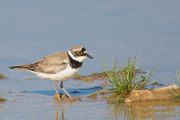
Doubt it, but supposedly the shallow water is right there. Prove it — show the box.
[0,0,180,120]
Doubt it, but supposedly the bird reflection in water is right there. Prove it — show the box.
[55,106,65,120]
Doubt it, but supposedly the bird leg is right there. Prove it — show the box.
[53,81,61,102]
[60,81,73,101]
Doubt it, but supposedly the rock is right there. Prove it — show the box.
[125,84,180,103]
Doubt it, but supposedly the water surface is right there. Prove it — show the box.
[0,0,180,120]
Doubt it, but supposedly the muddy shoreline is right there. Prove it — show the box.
[72,72,180,103]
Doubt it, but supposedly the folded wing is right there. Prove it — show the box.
[9,52,68,74]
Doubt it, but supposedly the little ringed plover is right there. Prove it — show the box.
[9,45,93,102]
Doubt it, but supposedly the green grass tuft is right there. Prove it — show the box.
[176,71,180,86]
[172,71,180,100]
[105,58,151,103]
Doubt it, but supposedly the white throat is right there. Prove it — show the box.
[68,50,87,62]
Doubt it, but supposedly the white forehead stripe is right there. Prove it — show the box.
[72,46,83,51]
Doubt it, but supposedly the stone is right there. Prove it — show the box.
[125,84,180,103]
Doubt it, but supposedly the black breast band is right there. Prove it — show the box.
[67,52,83,69]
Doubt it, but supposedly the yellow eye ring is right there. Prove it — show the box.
[77,51,82,55]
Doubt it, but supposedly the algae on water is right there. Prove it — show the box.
[0,73,6,79]
[0,97,6,103]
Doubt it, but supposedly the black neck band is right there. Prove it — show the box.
[67,52,83,69]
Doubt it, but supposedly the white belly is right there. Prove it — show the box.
[31,65,79,81]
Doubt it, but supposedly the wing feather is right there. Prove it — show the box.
[34,52,68,74]
[10,52,69,74]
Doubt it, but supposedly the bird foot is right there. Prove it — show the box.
[68,96,74,102]
[54,93,62,103]
[54,94,79,102]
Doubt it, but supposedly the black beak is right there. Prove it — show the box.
[86,53,93,59]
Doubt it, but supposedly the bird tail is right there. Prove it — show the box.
[9,64,36,71]
[9,65,24,69]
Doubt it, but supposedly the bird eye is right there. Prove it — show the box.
[77,51,82,55]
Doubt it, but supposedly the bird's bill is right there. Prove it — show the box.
[86,53,93,59]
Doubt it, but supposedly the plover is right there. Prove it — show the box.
[9,45,93,102]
